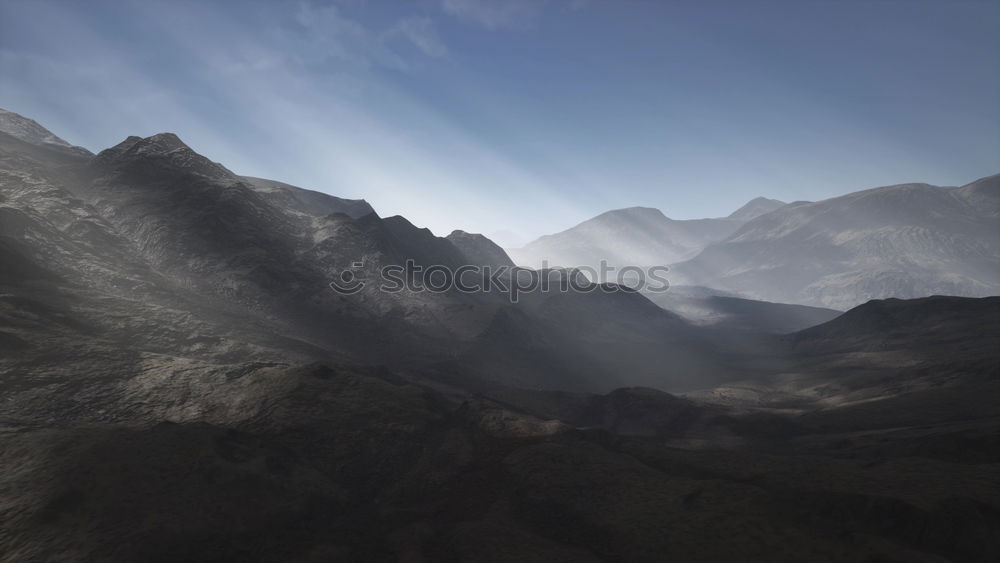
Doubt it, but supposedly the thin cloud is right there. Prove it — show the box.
[292,2,448,71]
[388,17,448,58]
[440,0,545,31]
[294,2,406,69]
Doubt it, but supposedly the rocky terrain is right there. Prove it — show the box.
[239,175,376,220]
[1,109,998,562]
[446,230,515,269]
[0,108,92,158]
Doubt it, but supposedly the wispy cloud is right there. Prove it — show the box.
[388,17,448,58]
[440,0,545,31]
[294,2,446,70]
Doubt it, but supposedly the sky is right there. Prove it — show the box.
[2,0,998,246]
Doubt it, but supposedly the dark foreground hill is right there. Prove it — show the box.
[3,357,998,562]
[645,286,842,333]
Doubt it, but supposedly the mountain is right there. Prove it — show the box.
[0,108,93,158]
[689,295,1000,420]
[507,206,746,272]
[791,294,1000,354]
[506,197,786,273]
[451,281,738,393]
[0,109,735,397]
[673,177,1000,309]
[239,175,375,219]
[446,230,514,269]
[727,196,786,220]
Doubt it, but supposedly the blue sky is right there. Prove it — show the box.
[2,0,998,246]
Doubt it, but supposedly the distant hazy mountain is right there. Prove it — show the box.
[506,203,777,272]
[0,107,92,158]
[673,177,1000,309]
[727,196,786,220]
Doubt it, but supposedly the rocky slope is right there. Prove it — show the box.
[0,108,92,158]
[239,175,375,219]
[446,229,515,269]
[0,109,739,396]
[687,296,1000,420]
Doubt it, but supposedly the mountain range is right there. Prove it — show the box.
[506,197,785,272]
[509,175,999,310]
[1,108,998,562]
[674,176,1000,308]
[0,109,730,396]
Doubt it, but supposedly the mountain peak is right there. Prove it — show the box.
[98,133,192,159]
[958,173,1000,212]
[105,133,192,158]
[142,132,190,152]
[0,108,93,158]
[92,133,232,179]
[728,197,786,220]
[446,230,515,268]
[599,206,669,221]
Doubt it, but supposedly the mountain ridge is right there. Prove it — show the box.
[0,109,734,394]
[507,204,751,271]
[727,196,786,220]
[673,176,1000,308]
[0,107,93,158]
